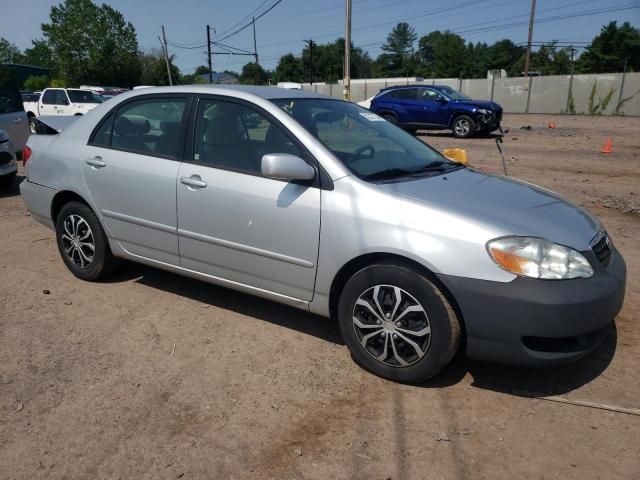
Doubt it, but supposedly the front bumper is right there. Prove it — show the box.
[437,247,626,367]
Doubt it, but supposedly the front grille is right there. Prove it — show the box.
[592,232,612,267]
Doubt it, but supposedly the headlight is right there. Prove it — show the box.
[487,237,593,279]
[477,108,492,115]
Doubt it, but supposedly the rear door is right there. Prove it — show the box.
[176,96,321,301]
[0,91,29,152]
[82,94,191,265]
[387,88,421,124]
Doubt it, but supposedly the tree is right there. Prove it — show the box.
[194,65,211,76]
[138,49,180,86]
[239,62,269,85]
[417,30,467,78]
[275,53,303,82]
[21,40,54,69]
[577,21,640,73]
[24,75,50,91]
[41,0,140,86]
[379,23,417,76]
[0,37,22,63]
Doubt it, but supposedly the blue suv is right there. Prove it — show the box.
[369,85,503,138]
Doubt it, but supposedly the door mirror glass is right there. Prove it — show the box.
[261,153,315,181]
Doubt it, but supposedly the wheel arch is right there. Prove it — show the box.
[51,190,93,224]
[328,252,466,340]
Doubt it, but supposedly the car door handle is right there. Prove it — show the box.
[14,118,23,123]
[180,175,207,189]
[86,156,106,168]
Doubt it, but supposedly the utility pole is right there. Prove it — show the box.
[207,25,213,83]
[159,27,173,86]
[523,0,537,78]
[252,17,259,65]
[344,0,352,100]
[304,39,314,85]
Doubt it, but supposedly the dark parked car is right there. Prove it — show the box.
[369,85,503,138]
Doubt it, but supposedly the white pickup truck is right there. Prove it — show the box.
[23,88,103,132]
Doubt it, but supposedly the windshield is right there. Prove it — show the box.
[439,86,471,101]
[272,98,459,180]
[68,90,103,103]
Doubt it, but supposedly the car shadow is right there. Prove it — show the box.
[0,174,24,198]
[416,130,504,140]
[105,261,345,346]
[104,262,616,396]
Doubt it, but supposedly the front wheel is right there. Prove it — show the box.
[452,115,476,139]
[28,116,37,134]
[55,201,118,280]
[338,263,461,383]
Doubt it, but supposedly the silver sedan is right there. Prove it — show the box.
[20,86,626,383]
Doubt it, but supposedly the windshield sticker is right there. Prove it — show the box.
[359,112,385,122]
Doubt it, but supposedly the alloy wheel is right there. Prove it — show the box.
[454,119,471,136]
[61,214,95,269]
[352,285,431,367]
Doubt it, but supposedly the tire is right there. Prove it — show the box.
[452,115,476,139]
[0,172,16,188]
[338,262,461,383]
[380,112,398,125]
[55,201,117,281]
[28,115,37,134]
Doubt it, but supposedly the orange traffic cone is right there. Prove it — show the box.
[601,137,613,154]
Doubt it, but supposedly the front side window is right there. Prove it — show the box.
[192,99,301,175]
[0,92,23,114]
[273,98,459,181]
[110,97,187,157]
[41,89,59,105]
[419,89,443,101]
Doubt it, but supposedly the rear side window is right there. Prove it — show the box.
[109,97,187,158]
[0,92,24,114]
[385,89,418,100]
[91,113,114,147]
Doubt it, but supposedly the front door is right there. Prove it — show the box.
[40,89,70,116]
[177,97,321,301]
[82,95,190,265]
[415,88,450,126]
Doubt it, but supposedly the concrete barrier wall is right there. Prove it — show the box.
[302,73,640,116]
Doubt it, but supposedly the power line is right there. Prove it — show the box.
[216,0,285,43]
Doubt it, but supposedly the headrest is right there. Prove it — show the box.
[204,116,243,146]
[115,115,150,136]
[160,120,180,135]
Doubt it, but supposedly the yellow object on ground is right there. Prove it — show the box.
[442,148,468,164]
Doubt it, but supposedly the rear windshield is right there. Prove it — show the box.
[0,91,24,114]
[68,90,103,104]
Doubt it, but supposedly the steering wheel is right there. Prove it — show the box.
[351,144,375,162]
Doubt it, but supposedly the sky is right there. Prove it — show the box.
[1,0,639,75]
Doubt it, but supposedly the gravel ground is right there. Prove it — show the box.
[1,113,639,479]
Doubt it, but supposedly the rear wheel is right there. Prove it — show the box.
[381,112,398,125]
[0,172,16,188]
[452,115,475,139]
[338,262,461,383]
[55,201,117,280]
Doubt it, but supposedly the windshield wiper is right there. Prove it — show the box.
[362,168,417,181]
[363,161,462,182]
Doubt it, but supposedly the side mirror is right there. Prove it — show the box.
[261,153,315,182]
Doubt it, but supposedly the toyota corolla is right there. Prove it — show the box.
[20,86,626,383]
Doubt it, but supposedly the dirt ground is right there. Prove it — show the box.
[1,113,639,479]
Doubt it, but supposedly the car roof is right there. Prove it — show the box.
[114,85,326,101]
[380,84,450,92]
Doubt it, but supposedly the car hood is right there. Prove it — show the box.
[378,168,601,251]
[453,100,501,111]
